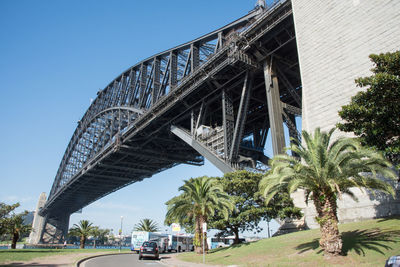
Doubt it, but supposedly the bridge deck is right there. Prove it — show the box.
[40,0,300,222]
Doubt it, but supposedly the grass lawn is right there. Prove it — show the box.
[0,248,129,265]
[178,216,400,267]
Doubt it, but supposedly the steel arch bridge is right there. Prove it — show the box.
[36,0,301,243]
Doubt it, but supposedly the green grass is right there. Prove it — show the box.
[0,248,130,265]
[178,216,400,267]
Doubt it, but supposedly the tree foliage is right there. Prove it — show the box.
[165,176,234,254]
[209,171,301,244]
[0,202,20,236]
[68,220,95,249]
[133,218,159,232]
[0,202,31,249]
[337,51,400,168]
[90,226,110,247]
[260,128,397,255]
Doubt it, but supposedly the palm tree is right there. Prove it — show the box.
[133,219,159,232]
[10,213,31,249]
[91,227,110,248]
[259,128,396,256]
[165,176,234,254]
[68,220,95,249]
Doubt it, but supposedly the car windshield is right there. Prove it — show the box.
[143,242,156,247]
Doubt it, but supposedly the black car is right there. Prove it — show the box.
[138,241,160,260]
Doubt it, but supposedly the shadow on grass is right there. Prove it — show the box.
[295,238,323,255]
[341,229,400,256]
[208,247,228,254]
[377,215,400,223]
[295,228,400,256]
[233,242,251,248]
[207,242,251,254]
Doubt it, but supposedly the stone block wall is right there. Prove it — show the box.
[291,0,400,228]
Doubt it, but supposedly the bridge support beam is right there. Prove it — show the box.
[39,215,70,244]
[230,71,253,161]
[222,89,234,160]
[170,125,234,174]
[263,57,285,155]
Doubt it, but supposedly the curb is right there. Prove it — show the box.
[75,252,131,267]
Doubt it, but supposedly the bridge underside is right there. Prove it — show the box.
[36,1,300,243]
[43,137,203,219]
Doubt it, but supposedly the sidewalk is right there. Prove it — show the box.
[0,251,113,267]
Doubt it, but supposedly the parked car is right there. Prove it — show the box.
[138,241,159,260]
[385,255,400,267]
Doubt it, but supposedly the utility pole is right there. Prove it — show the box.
[119,216,123,252]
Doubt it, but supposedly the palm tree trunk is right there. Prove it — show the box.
[233,226,240,244]
[11,231,19,249]
[314,194,342,255]
[201,215,209,253]
[195,216,202,254]
[194,215,209,254]
[80,236,86,249]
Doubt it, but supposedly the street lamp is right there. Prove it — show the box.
[119,216,123,252]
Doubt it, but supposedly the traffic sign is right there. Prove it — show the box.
[171,223,181,232]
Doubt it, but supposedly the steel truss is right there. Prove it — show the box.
[39,0,301,243]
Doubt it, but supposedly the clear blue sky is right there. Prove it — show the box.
[0,0,285,238]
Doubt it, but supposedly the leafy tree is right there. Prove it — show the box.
[8,213,31,249]
[259,128,396,255]
[68,220,95,249]
[337,51,400,169]
[0,202,20,236]
[90,227,110,248]
[165,176,234,254]
[133,218,160,232]
[0,202,31,249]
[209,171,301,244]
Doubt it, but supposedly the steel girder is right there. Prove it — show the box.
[41,0,301,220]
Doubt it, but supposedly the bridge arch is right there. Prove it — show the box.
[34,0,302,244]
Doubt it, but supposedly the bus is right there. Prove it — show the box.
[131,231,169,253]
[167,234,194,252]
[207,236,246,249]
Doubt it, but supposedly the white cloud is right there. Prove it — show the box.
[0,195,36,211]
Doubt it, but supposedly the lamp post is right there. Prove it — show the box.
[119,216,123,252]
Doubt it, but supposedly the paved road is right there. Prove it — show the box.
[81,253,165,267]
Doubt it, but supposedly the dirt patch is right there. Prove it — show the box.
[323,254,356,266]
